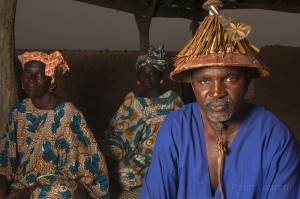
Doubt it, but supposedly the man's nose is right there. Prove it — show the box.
[209,81,226,98]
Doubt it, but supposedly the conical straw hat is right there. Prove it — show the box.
[170,0,270,83]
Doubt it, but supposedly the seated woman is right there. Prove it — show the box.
[102,46,184,191]
[0,51,109,199]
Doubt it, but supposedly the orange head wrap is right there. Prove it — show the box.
[18,51,70,84]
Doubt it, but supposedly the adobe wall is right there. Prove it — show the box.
[252,46,300,143]
[15,46,300,143]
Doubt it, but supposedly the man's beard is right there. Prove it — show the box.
[204,98,234,122]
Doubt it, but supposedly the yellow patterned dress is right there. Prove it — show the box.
[102,90,184,190]
[0,98,109,199]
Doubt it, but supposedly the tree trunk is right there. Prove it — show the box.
[134,0,157,54]
[0,0,18,137]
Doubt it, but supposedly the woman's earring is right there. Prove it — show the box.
[21,83,24,89]
[160,80,164,84]
[49,82,56,92]
[137,81,141,85]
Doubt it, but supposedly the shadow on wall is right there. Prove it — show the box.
[15,46,300,144]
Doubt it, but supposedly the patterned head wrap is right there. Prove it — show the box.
[18,51,70,84]
[136,45,169,72]
[170,0,270,83]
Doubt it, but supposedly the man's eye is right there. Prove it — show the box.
[224,76,235,82]
[200,78,210,84]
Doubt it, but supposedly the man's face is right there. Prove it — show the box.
[191,66,249,123]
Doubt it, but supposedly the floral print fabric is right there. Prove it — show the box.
[0,98,109,199]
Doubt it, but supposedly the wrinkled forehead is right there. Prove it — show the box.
[191,66,247,75]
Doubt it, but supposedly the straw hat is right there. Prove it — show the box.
[170,0,270,83]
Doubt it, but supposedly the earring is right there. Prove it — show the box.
[21,83,24,89]
[160,80,164,84]
[137,81,140,85]
[49,82,56,92]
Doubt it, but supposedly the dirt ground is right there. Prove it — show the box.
[16,46,300,144]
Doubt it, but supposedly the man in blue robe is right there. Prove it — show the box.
[139,1,300,199]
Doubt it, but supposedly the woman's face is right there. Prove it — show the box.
[21,60,52,98]
[137,66,163,90]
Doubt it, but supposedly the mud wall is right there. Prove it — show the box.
[252,46,300,143]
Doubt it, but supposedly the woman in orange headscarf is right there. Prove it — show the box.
[0,51,109,199]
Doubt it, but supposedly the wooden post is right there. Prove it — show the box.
[134,0,157,55]
[0,0,18,137]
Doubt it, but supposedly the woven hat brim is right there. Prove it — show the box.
[170,53,271,83]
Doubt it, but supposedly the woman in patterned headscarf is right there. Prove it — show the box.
[0,51,109,199]
[101,46,184,192]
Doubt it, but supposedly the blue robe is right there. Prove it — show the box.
[139,103,300,199]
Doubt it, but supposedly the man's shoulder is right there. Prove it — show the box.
[248,105,294,143]
[250,105,289,129]
[163,102,198,125]
[166,102,197,116]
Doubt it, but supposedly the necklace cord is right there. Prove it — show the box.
[217,126,227,199]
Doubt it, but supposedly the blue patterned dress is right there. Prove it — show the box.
[101,90,184,190]
[0,98,109,199]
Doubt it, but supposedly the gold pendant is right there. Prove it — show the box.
[216,138,228,155]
